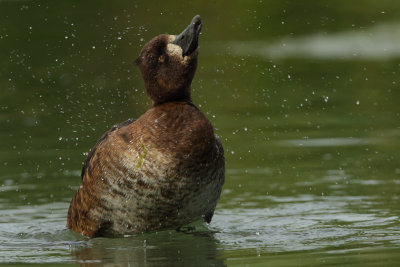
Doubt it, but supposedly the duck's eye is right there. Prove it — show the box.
[157,56,164,62]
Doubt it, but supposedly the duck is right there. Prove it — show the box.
[66,15,225,237]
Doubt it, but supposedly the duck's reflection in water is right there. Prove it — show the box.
[70,229,225,266]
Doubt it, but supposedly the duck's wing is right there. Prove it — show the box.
[81,118,136,180]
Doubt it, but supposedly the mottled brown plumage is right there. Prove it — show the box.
[67,15,225,237]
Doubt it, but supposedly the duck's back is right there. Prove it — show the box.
[67,102,224,236]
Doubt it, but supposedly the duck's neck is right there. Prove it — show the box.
[151,87,192,107]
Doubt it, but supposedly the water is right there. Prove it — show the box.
[1,0,400,265]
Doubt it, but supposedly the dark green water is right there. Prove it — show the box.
[1,0,400,265]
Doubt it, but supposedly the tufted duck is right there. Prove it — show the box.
[67,15,225,237]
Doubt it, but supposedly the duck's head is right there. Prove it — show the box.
[134,15,202,105]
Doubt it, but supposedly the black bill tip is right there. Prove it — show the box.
[173,15,202,57]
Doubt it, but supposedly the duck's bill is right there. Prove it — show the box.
[173,15,202,57]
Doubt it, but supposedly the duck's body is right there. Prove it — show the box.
[67,15,225,237]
